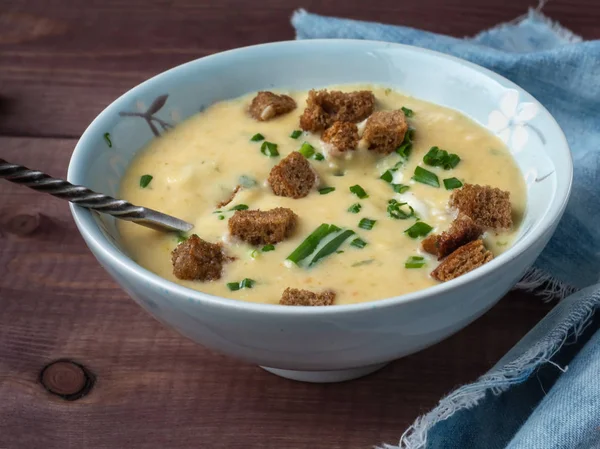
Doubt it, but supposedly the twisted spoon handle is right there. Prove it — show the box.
[0,158,193,233]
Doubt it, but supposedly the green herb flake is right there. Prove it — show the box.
[423,146,461,170]
[443,177,463,190]
[260,141,279,157]
[380,170,394,183]
[387,199,416,220]
[287,224,340,265]
[218,215,225,220]
[350,238,367,249]
[401,106,414,117]
[405,222,434,239]
[314,153,325,161]
[176,233,188,244]
[262,244,275,252]
[319,186,335,195]
[290,130,302,139]
[298,142,315,159]
[396,128,415,159]
[229,204,249,211]
[405,255,426,269]
[393,184,410,194]
[309,229,355,266]
[347,203,362,214]
[103,132,112,148]
[352,259,375,267]
[412,166,440,188]
[227,278,256,291]
[350,184,369,199]
[358,218,376,230]
[250,249,259,259]
[336,250,344,254]
[250,133,265,142]
[139,174,153,188]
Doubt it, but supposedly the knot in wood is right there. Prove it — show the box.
[40,360,94,401]
[5,211,41,236]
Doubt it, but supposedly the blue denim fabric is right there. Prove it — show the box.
[292,10,600,449]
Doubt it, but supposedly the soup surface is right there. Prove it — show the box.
[119,85,526,305]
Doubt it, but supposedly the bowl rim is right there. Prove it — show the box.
[68,38,573,316]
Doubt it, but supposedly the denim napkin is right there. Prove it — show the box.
[293,9,600,449]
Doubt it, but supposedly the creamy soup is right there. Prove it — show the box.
[118,85,526,305]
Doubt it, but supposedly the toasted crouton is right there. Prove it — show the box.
[249,91,296,121]
[279,288,336,306]
[362,110,408,154]
[172,235,225,281]
[299,89,375,132]
[422,214,483,259]
[228,207,297,245]
[268,151,316,198]
[322,121,359,154]
[430,239,493,281]
[450,184,513,229]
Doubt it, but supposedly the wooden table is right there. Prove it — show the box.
[1,1,596,447]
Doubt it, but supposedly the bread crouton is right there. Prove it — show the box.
[422,214,483,259]
[299,89,375,132]
[322,121,359,154]
[450,184,513,229]
[268,151,316,198]
[362,110,408,154]
[279,288,336,306]
[430,239,493,282]
[172,235,225,281]
[249,91,296,121]
[228,207,297,245]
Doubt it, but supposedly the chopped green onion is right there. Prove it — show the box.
[314,153,325,161]
[213,210,222,214]
[423,146,461,170]
[393,184,410,194]
[333,170,344,176]
[286,224,340,265]
[139,174,153,188]
[336,250,344,254]
[319,187,335,195]
[103,132,112,148]
[262,244,275,252]
[239,175,257,188]
[358,218,376,230]
[298,142,315,159]
[250,249,258,259]
[350,185,369,199]
[401,106,414,117]
[260,141,279,157]
[176,232,187,244]
[387,199,416,220]
[412,166,440,188]
[309,229,355,266]
[347,203,362,214]
[443,177,463,190]
[380,170,394,183]
[290,130,302,139]
[229,204,249,211]
[352,259,375,267]
[250,133,265,142]
[350,238,367,249]
[227,278,256,291]
[396,128,415,159]
[218,215,225,220]
[405,222,434,239]
[405,256,426,269]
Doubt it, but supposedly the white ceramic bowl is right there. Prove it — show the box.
[68,40,572,383]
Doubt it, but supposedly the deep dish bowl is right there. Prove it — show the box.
[68,40,572,383]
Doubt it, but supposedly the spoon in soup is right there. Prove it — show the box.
[0,158,194,233]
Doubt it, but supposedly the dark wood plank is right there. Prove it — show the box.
[0,137,553,448]
[1,0,599,138]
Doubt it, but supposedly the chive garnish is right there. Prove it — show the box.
[260,141,279,157]
[314,153,325,161]
[176,232,188,244]
[351,238,367,249]
[347,203,362,214]
[262,244,275,252]
[380,170,394,183]
[250,133,265,142]
[218,215,225,220]
[227,278,256,291]
[401,106,414,117]
[358,218,376,230]
[405,256,426,268]
[443,177,463,190]
[298,142,315,159]
[104,132,112,148]
[412,166,440,188]
[350,185,369,199]
[393,184,410,194]
[229,204,249,211]
[336,250,344,254]
[213,210,222,214]
[396,128,414,159]
[239,175,257,188]
[319,187,335,195]
[352,259,375,267]
[250,249,258,259]
[405,222,433,238]
[309,230,355,266]
[387,199,416,220]
[290,130,302,139]
[139,174,153,188]
[423,146,461,170]
[286,224,340,265]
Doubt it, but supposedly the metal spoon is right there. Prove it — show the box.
[0,158,193,233]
